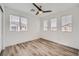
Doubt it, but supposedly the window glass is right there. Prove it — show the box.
[20,17,27,31]
[43,20,48,31]
[50,18,57,31]
[10,15,20,31]
[10,15,28,31]
[61,15,72,32]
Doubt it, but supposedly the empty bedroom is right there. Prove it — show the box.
[0,3,79,56]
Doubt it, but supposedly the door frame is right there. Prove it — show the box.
[0,5,3,53]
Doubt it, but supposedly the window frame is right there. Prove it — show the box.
[9,15,28,32]
[61,15,72,32]
[50,18,57,31]
[43,20,48,31]
[20,17,28,31]
[9,15,20,32]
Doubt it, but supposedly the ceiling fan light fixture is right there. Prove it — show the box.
[39,11,43,15]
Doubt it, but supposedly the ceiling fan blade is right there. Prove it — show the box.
[43,10,52,13]
[0,5,3,12]
[36,11,39,15]
[33,3,42,11]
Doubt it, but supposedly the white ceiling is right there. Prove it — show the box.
[3,3,79,17]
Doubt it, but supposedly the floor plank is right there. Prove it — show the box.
[0,38,78,56]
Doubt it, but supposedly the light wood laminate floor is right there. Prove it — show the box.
[0,38,79,56]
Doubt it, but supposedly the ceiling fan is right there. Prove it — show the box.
[32,3,52,15]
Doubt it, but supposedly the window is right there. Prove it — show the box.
[10,15,28,31]
[43,20,48,31]
[10,15,20,31]
[20,17,27,31]
[50,18,57,31]
[61,15,72,32]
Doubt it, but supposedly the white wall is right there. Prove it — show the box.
[3,7,40,47]
[40,7,79,49]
